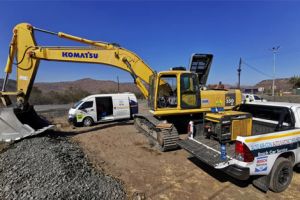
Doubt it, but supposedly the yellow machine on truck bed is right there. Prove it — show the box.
[204,111,252,142]
[0,23,241,151]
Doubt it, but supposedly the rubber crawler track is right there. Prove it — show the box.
[134,114,179,152]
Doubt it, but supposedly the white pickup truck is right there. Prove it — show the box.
[178,102,300,192]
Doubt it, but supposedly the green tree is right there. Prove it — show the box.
[289,76,300,89]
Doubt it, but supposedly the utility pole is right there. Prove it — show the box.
[271,46,280,98]
[117,76,120,93]
[237,57,242,89]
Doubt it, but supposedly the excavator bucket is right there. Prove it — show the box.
[0,106,54,142]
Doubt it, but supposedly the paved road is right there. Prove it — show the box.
[34,104,71,112]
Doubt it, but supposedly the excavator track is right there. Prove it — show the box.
[134,114,179,152]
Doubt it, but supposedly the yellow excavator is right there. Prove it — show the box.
[0,23,241,151]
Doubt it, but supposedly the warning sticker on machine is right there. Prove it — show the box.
[225,93,236,106]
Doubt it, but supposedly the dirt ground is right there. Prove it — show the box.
[46,102,300,200]
[0,142,9,153]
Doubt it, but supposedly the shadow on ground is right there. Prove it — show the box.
[188,156,253,188]
[46,120,134,138]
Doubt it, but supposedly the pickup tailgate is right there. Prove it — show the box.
[178,138,232,167]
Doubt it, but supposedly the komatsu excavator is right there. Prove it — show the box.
[0,23,241,151]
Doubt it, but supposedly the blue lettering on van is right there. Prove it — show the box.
[62,52,99,59]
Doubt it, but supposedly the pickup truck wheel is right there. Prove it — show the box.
[269,157,293,193]
[83,117,94,127]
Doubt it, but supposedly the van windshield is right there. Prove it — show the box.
[72,101,83,109]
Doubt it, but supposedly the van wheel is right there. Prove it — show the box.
[83,117,94,127]
[269,157,293,193]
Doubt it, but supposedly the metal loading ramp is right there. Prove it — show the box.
[177,139,224,167]
[0,106,54,142]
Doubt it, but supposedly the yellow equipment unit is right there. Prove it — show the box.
[204,111,252,142]
[0,23,242,151]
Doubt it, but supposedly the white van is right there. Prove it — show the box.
[242,93,267,103]
[68,93,138,126]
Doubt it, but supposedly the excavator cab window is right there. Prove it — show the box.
[157,75,178,108]
[180,73,200,109]
[148,74,156,110]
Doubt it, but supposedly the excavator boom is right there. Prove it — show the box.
[0,23,155,142]
[1,23,154,104]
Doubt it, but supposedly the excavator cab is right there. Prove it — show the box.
[153,71,200,111]
[150,53,212,112]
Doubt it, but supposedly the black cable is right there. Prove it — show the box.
[13,46,33,65]
[242,60,273,78]
[7,46,34,70]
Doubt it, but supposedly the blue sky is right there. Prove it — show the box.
[0,1,299,85]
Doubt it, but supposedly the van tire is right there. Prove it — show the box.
[269,157,293,193]
[83,117,94,127]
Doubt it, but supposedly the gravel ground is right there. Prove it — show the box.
[0,134,125,200]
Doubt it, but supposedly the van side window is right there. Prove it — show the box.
[79,101,93,110]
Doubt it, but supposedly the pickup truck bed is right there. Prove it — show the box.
[252,120,275,135]
[178,135,235,167]
[179,119,282,167]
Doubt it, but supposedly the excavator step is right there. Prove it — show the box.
[0,106,54,142]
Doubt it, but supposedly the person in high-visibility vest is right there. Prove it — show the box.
[245,95,250,103]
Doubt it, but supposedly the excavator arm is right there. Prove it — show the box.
[1,23,154,107]
[0,23,156,142]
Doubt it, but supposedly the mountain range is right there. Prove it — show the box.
[0,78,140,94]
[0,77,294,95]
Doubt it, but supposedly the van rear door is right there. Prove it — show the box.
[129,94,138,116]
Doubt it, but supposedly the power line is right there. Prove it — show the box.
[243,49,300,62]
[241,60,273,78]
